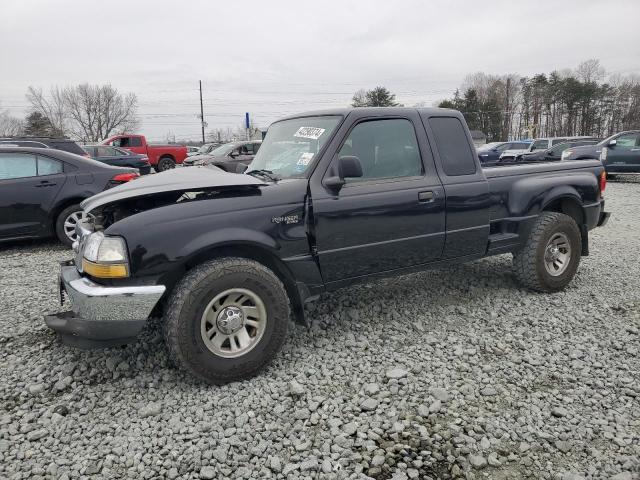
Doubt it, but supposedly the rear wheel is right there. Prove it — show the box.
[513,212,582,292]
[55,204,90,247]
[163,258,290,384]
[156,157,176,172]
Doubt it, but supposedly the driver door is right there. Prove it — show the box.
[310,115,446,285]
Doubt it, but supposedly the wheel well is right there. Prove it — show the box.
[166,244,305,324]
[542,197,584,226]
[159,155,175,162]
[50,197,87,231]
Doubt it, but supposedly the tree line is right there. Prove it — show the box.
[0,84,138,142]
[350,60,640,142]
[437,59,640,141]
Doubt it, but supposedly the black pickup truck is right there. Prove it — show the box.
[45,108,610,384]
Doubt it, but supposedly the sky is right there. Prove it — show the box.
[1,0,639,142]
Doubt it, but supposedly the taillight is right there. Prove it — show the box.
[599,170,606,195]
[112,172,139,182]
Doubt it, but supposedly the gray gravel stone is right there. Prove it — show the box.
[469,454,487,469]
[386,367,409,379]
[199,466,216,479]
[552,406,569,417]
[360,398,379,411]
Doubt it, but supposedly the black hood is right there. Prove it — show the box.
[81,166,265,213]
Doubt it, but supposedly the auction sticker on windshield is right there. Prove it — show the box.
[294,127,325,140]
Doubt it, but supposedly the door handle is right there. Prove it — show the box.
[418,191,434,203]
[35,181,57,188]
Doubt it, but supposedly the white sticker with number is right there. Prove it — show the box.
[294,127,326,140]
[297,152,314,166]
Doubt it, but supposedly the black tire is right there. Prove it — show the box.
[55,204,83,247]
[513,212,582,292]
[606,173,617,181]
[163,257,290,384]
[156,157,176,172]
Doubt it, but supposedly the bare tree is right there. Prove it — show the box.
[26,86,67,136]
[64,84,138,142]
[0,103,24,136]
[576,59,605,84]
[26,84,138,141]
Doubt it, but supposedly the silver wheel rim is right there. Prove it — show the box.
[544,232,571,276]
[200,288,267,358]
[63,211,91,242]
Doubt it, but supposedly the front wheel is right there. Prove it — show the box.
[163,258,290,384]
[513,212,582,292]
[156,157,176,172]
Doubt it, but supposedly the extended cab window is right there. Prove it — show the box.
[338,119,422,181]
[0,153,38,179]
[430,117,477,176]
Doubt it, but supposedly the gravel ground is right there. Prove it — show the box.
[0,180,638,480]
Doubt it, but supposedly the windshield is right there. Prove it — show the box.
[198,144,213,154]
[209,144,236,157]
[247,116,342,178]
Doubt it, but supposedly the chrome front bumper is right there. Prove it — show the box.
[45,262,166,348]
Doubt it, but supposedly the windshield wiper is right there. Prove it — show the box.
[246,169,280,181]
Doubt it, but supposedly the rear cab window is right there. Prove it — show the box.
[429,117,477,176]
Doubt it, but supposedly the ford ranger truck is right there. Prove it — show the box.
[46,108,610,384]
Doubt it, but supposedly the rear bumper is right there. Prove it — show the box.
[45,262,165,348]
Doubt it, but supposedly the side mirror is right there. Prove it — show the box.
[608,139,617,147]
[236,163,248,174]
[324,156,363,190]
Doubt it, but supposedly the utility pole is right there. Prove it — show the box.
[199,80,205,144]
[505,77,511,140]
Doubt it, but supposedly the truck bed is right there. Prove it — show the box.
[482,159,602,178]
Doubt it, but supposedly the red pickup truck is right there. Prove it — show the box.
[101,134,188,172]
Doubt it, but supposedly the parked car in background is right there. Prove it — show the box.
[187,142,221,161]
[101,134,188,172]
[476,141,532,163]
[186,146,200,156]
[500,136,599,161]
[514,139,601,162]
[83,145,152,175]
[563,131,640,175]
[0,137,88,157]
[0,147,139,246]
[184,140,261,171]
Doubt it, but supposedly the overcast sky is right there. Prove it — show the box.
[1,0,639,141]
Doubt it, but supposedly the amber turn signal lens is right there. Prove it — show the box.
[82,259,129,278]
